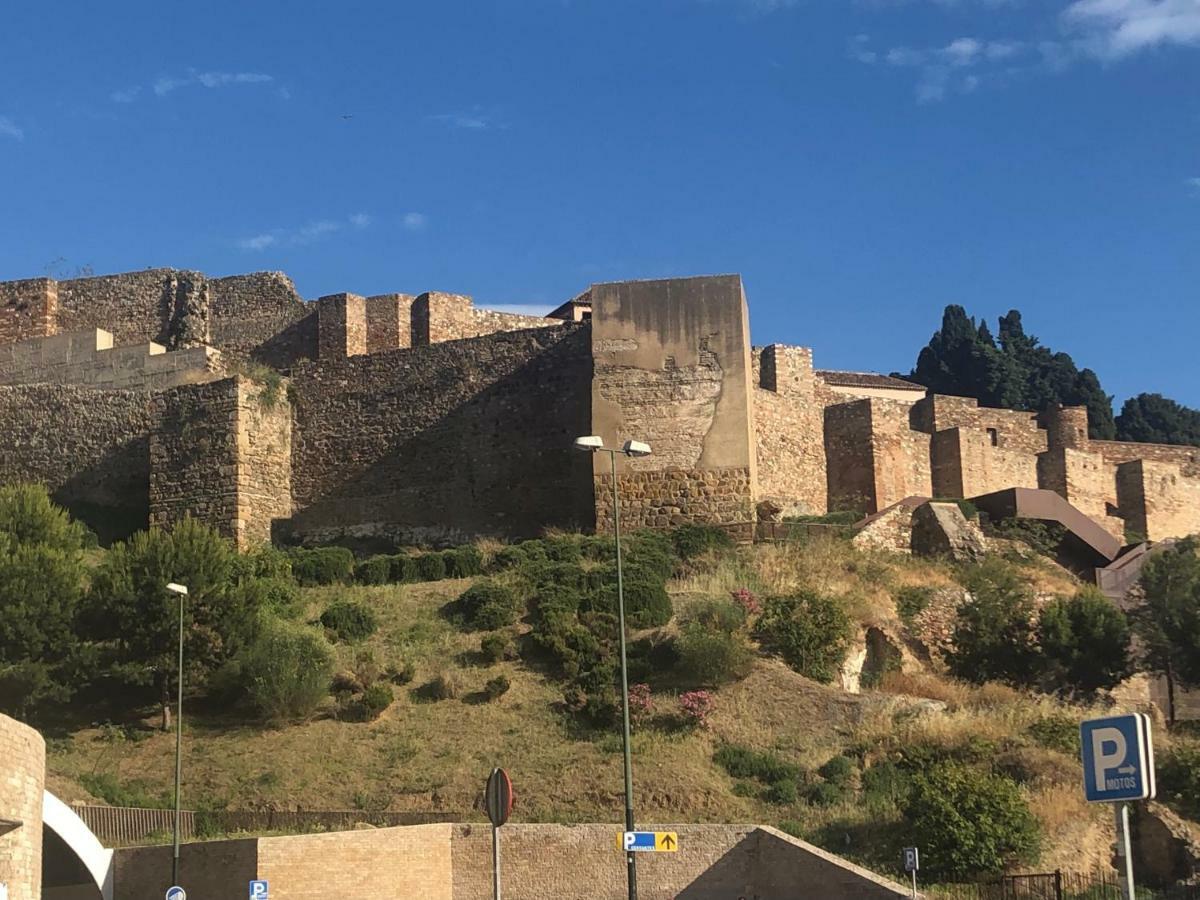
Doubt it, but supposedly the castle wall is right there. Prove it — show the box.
[824,399,931,514]
[317,293,368,360]
[0,329,222,391]
[824,400,876,513]
[1037,446,1124,538]
[1117,459,1200,542]
[929,427,1038,499]
[913,394,1048,454]
[0,277,57,343]
[149,377,293,548]
[0,385,158,543]
[286,325,594,547]
[209,271,310,358]
[590,276,757,532]
[365,293,415,354]
[411,292,557,347]
[0,713,45,900]
[752,345,827,515]
[1095,440,1200,478]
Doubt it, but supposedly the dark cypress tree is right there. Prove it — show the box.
[1116,394,1200,446]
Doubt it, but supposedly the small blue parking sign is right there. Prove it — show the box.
[249,880,269,899]
[165,888,186,900]
[1081,713,1156,803]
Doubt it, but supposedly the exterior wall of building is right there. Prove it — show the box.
[825,400,876,513]
[752,345,827,515]
[286,325,594,547]
[1096,440,1200,478]
[590,276,757,531]
[913,394,1048,454]
[930,427,1039,500]
[0,278,57,344]
[825,399,931,514]
[0,330,222,391]
[1038,446,1124,538]
[113,839,257,898]
[0,714,45,900]
[410,292,558,347]
[1117,459,1200,543]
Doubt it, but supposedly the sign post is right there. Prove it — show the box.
[1080,713,1156,900]
[902,847,919,899]
[485,768,514,900]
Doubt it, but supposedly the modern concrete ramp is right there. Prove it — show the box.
[971,487,1123,566]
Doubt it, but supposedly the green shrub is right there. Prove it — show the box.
[491,546,527,571]
[458,580,521,631]
[1038,589,1131,694]
[804,781,845,807]
[1026,715,1080,755]
[755,591,852,683]
[542,536,583,563]
[671,524,734,560]
[713,745,802,784]
[895,585,934,624]
[905,762,1041,880]
[240,617,334,720]
[358,682,394,720]
[623,531,678,582]
[676,624,753,687]
[681,598,747,634]
[589,572,672,629]
[818,755,856,787]
[319,600,379,642]
[948,558,1038,686]
[988,518,1067,558]
[766,778,799,805]
[1159,745,1200,819]
[481,631,517,664]
[862,761,911,809]
[355,555,392,586]
[289,547,354,586]
[411,553,447,582]
[425,671,461,701]
[484,674,511,700]
[444,545,484,578]
[236,577,301,618]
[386,660,416,685]
[388,555,414,583]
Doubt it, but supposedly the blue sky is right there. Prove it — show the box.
[1,0,1197,407]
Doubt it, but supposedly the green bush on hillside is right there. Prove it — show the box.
[411,552,447,583]
[457,580,521,631]
[355,555,392,586]
[319,599,379,642]
[239,616,334,720]
[676,599,753,686]
[444,545,484,578]
[289,547,354,586]
[894,585,934,624]
[1159,745,1200,820]
[755,591,852,683]
[357,682,394,721]
[671,524,734,560]
[481,631,517,664]
[1038,589,1131,694]
[905,762,1040,880]
[948,558,1038,687]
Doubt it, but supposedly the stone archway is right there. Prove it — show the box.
[41,792,111,900]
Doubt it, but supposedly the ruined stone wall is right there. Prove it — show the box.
[752,345,827,515]
[209,271,309,359]
[0,713,45,900]
[410,292,557,347]
[825,400,876,513]
[365,293,415,353]
[1117,459,1200,542]
[913,394,1048,454]
[0,277,57,343]
[0,330,222,391]
[590,276,757,531]
[825,399,930,514]
[286,325,594,547]
[1038,447,1124,537]
[930,427,1038,499]
[1096,441,1200,478]
[0,384,158,542]
[149,376,292,548]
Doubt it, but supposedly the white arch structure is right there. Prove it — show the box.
[42,790,114,900]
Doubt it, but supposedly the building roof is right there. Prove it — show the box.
[546,289,592,320]
[816,370,926,392]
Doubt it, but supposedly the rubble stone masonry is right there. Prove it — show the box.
[0,277,57,343]
[752,344,827,515]
[0,713,45,900]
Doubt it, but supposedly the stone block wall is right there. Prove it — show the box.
[913,394,1048,454]
[150,376,293,548]
[0,713,45,900]
[593,467,755,534]
[752,345,827,515]
[590,275,757,531]
[209,271,310,360]
[0,277,57,344]
[365,293,415,353]
[286,325,593,547]
[1117,459,1200,542]
[0,330,222,391]
[824,400,876,512]
[317,293,368,360]
[930,427,1038,499]
[1096,441,1200,479]
[1038,446,1124,538]
[825,399,931,514]
[410,292,557,347]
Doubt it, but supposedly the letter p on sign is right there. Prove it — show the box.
[1091,727,1126,786]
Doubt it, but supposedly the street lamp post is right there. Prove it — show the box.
[574,435,652,900]
[166,582,188,888]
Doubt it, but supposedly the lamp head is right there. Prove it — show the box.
[621,440,652,458]
[573,435,605,452]
[166,583,188,596]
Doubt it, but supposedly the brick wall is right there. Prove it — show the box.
[0,330,222,391]
[0,714,46,900]
[286,326,594,547]
[753,345,827,515]
[1117,459,1200,542]
[0,278,57,344]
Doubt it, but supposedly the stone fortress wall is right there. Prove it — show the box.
[0,266,1198,549]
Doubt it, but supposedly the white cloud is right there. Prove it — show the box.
[403,212,428,231]
[0,116,23,140]
[432,112,491,129]
[237,213,372,252]
[1187,176,1200,195]
[849,34,879,62]
[110,87,141,104]
[1064,0,1200,58]
[148,70,274,98]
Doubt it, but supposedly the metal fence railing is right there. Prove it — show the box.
[929,871,1200,899]
[71,804,460,847]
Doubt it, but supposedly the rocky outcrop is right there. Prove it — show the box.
[911,501,987,561]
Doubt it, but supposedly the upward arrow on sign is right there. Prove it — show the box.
[661,834,675,850]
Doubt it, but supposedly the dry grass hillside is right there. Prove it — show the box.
[41,530,1193,883]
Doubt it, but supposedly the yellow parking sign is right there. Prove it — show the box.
[619,831,680,852]
[655,832,678,852]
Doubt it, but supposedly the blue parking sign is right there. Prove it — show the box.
[249,880,269,899]
[1081,713,1156,803]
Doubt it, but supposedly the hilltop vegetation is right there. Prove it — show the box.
[6,484,1200,885]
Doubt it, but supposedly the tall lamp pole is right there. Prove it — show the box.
[166,582,188,888]
[574,435,652,900]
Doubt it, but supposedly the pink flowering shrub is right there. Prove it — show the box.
[730,588,761,618]
[628,683,654,726]
[679,690,715,729]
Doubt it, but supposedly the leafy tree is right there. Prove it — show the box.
[909,306,1116,439]
[1130,538,1200,722]
[1037,589,1131,694]
[238,615,334,720]
[906,762,1041,880]
[0,485,90,718]
[85,519,257,729]
[948,559,1038,686]
[754,591,852,683]
[1116,393,1200,447]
